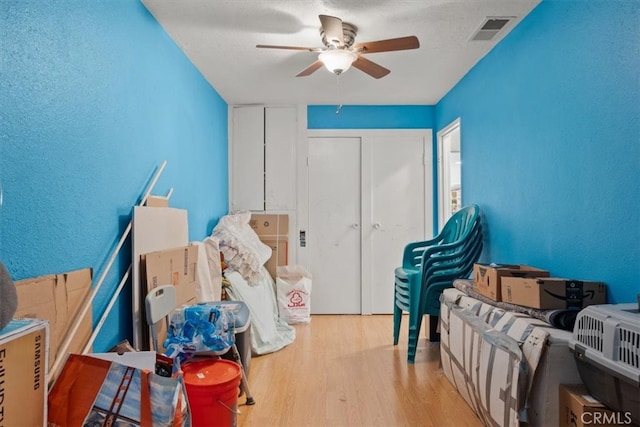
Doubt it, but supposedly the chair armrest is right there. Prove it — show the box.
[420,221,481,258]
[422,238,482,278]
[401,235,445,269]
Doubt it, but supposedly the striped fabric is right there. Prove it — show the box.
[440,290,549,427]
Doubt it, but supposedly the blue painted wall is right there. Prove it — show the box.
[1,1,229,351]
[308,105,435,129]
[436,1,640,303]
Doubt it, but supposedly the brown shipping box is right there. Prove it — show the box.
[145,195,169,207]
[0,318,48,427]
[143,244,198,306]
[14,268,93,367]
[250,213,289,279]
[262,237,289,280]
[249,214,289,236]
[473,263,549,301]
[501,277,607,309]
[559,384,630,427]
[143,245,199,349]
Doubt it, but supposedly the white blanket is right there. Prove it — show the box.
[211,211,272,284]
[225,267,296,355]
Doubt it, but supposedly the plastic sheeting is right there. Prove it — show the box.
[440,287,581,427]
[164,304,236,362]
[225,267,296,355]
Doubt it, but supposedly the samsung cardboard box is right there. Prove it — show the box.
[559,384,630,427]
[0,318,48,427]
[473,263,549,301]
[14,268,92,367]
[250,214,289,279]
[502,277,607,309]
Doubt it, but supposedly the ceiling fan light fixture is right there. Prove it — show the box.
[318,49,357,75]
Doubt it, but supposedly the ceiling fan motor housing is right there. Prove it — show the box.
[321,22,358,48]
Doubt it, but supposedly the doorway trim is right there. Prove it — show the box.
[437,118,461,230]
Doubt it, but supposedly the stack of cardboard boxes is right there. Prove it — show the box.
[472,263,607,309]
[1,267,94,426]
[471,264,619,426]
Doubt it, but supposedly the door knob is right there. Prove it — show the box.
[351,223,360,229]
[373,223,382,230]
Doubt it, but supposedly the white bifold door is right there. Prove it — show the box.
[303,130,432,314]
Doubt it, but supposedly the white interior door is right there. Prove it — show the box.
[303,130,432,315]
[366,133,431,313]
[307,137,361,314]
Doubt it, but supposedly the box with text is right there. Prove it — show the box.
[502,277,607,309]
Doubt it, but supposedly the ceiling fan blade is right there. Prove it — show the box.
[353,36,420,54]
[352,56,390,79]
[256,44,321,52]
[319,15,344,47]
[296,60,324,77]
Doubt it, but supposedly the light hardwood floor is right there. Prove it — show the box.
[237,315,482,427]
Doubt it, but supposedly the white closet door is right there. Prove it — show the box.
[265,107,297,210]
[367,132,431,314]
[231,106,264,211]
[303,130,432,315]
[308,137,361,314]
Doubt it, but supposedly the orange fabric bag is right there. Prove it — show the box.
[48,354,190,427]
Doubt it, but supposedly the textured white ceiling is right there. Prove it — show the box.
[141,0,540,105]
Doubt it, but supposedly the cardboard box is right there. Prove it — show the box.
[145,195,169,207]
[262,237,288,281]
[250,214,289,279]
[250,213,289,237]
[143,244,198,306]
[14,268,92,367]
[473,263,549,301]
[502,277,607,309]
[0,318,48,427]
[559,384,631,427]
[143,245,199,349]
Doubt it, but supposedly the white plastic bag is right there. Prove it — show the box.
[276,265,312,324]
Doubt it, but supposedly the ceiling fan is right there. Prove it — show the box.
[256,15,420,79]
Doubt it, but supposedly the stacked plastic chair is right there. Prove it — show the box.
[393,204,483,363]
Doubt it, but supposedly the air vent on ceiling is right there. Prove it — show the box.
[470,17,513,41]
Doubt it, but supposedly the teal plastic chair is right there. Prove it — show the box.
[420,227,483,316]
[393,204,483,363]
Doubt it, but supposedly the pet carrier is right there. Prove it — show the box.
[568,303,640,425]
